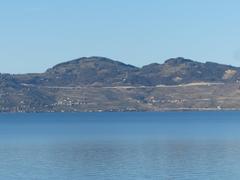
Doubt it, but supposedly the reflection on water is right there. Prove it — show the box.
[0,112,240,179]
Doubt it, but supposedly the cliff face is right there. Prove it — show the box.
[1,56,240,112]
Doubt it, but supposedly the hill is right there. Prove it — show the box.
[1,56,240,112]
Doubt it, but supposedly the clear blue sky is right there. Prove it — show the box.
[1,0,240,73]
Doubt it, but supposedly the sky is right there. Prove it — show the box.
[1,0,240,73]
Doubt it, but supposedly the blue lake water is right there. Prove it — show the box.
[1,112,240,179]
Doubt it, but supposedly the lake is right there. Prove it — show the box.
[0,112,240,179]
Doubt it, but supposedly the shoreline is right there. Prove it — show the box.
[1,108,240,113]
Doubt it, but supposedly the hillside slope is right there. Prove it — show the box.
[1,56,240,112]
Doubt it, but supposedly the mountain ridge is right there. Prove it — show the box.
[7,56,240,86]
[1,56,240,112]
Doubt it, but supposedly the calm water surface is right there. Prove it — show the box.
[0,112,240,179]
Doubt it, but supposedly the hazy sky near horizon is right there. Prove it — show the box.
[1,0,240,73]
